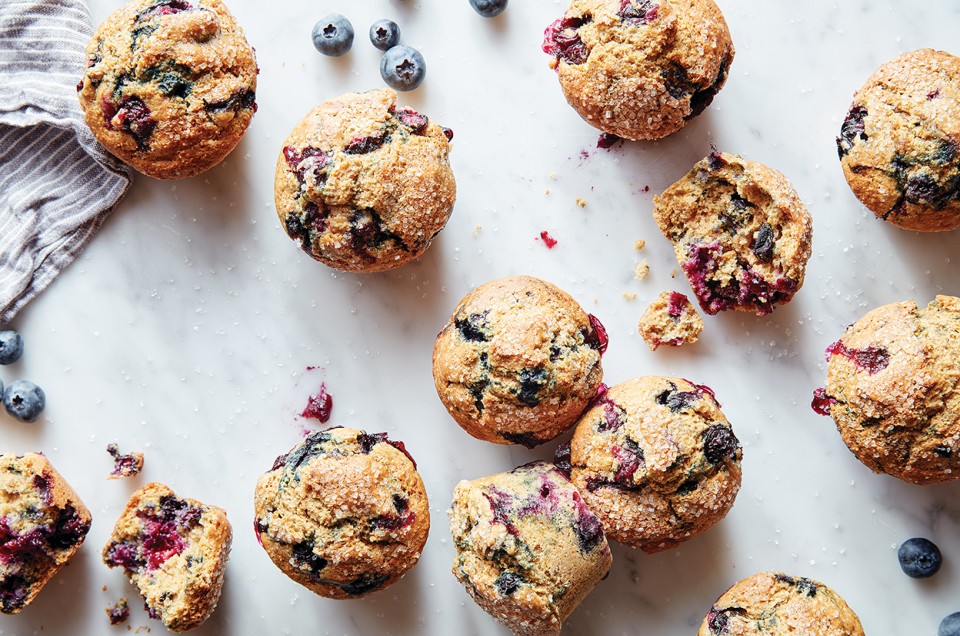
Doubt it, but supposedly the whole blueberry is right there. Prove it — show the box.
[0,330,24,365]
[898,537,942,578]
[3,380,45,422]
[940,612,960,636]
[369,19,400,51]
[312,14,354,57]
[469,0,508,18]
[380,45,426,91]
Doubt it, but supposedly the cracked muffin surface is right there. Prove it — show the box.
[274,88,456,273]
[697,571,864,636]
[432,275,605,447]
[838,49,960,232]
[542,0,734,140]
[78,0,258,179]
[814,295,960,485]
[569,376,741,553]
[254,427,429,599]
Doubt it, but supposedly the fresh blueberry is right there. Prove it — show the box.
[940,612,960,636]
[380,45,426,91]
[469,0,508,18]
[369,19,400,51]
[3,380,45,422]
[312,14,354,57]
[0,330,24,365]
[898,537,942,578]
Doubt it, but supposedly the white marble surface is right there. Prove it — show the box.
[3,0,960,634]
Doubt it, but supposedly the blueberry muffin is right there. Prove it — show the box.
[275,88,456,273]
[449,461,612,636]
[837,49,960,232]
[0,453,92,614]
[653,150,813,316]
[103,482,232,632]
[432,276,606,447]
[698,572,865,635]
[77,0,258,179]
[638,290,703,350]
[813,295,960,485]
[542,0,734,140]
[254,427,429,599]
[569,376,741,552]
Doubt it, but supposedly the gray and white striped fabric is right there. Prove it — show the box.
[0,0,131,323]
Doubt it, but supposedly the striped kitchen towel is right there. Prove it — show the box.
[0,0,131,323]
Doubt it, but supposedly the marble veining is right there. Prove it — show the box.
[2,0,960,634]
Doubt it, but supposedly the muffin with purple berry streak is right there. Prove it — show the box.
[77,0,258,179]
[0,452,92,614]
[569,376,741,553]
[102,482,232,632]
[837,49,960,232]
[812,295,960,485]
[542,0,734,140]
[698,571,865,635]
[275,88,456,273]
[449,461,612,636]
[653,150,813,316]
[254,427,429,599]
[432,275,606,448]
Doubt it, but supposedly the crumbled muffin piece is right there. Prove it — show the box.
[106,598,130,625]
[638,291,704,350]
[107,444,144,479]
[103,483,231,632]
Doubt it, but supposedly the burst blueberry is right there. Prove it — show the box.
[312,14,354,56]
[380,45,426,91]
[369,19,400,51]
[0,330,24,365]
[469,0,508,18]
[3,380,45,422]
[898,537,942,578]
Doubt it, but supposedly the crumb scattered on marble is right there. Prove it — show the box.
[635,261,649,280]
[623,292,637,301]
[575,197,587,208]
[472,224,482,237]
[106,598,130,625]
[107,444,144,480]
[635,239,646,250]
[545,188,551,195]
[549,172,558,181]
[671,268,678,278]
